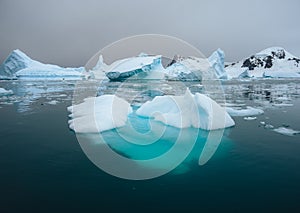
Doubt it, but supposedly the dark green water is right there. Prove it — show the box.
[0,79,300,212]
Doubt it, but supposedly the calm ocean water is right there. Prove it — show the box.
[0,79,300,212]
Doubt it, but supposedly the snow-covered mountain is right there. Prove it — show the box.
[0,49,87,79]
[225,47,300,78]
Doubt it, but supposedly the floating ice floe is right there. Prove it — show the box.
[68,95,133,133]
[226,106,264,117]
[243,116,257,121]
[0,49,88,79]
[0,88,13,96]
[136,89,235,130]
[272,103,293,107]
[273,127,300,136]
[68,89,235,133]
[47,100,59,105]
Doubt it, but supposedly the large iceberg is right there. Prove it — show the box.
[208,48,227,79]
[164,49,227,80]
[0,49,87,79]
[91,49,226,81]
[68,95,133,133]
[225,47,300,79]
[136,89,235,130]
[91,54,164,80]
[68,89,235,133]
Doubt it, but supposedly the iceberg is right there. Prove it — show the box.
[0,88,13,96]
[226,106,264,117]
[208,48,227,79]
[243,116,257,121]
[136,89,235,130]
[165,49,226,80]
[91,49,226,81]
[0,49,87,79]
[100,55,163,80]
[273,127,300,136]
[68,95,132,133]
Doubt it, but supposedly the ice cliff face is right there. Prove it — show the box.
[0,49,86,79]
[225,47,300,78]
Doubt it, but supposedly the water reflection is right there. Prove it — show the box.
[1,79,299,113]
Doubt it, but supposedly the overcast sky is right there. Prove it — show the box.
[0,0,299,67]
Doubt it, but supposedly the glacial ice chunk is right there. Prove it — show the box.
[0,88,13,96]
[243,116,257,121]
[136,89,235,130]
[273,127,300,136]
[104,55,163,80]
[68,95,133,133]
[208,48,227,79]
[0,49,87,79]
[226,106,264,117]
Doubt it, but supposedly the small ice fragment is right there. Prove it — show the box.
[276,97,290,101]
[244,116,257,121]
[272,103,293,107]
[0,88,13,96]
[273,127,300,136]
[226,106,263,117]
[47,100,59,105]
[260,121,266,125]
[264,124,274,129]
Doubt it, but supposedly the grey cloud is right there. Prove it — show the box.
[0,0,299,67]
